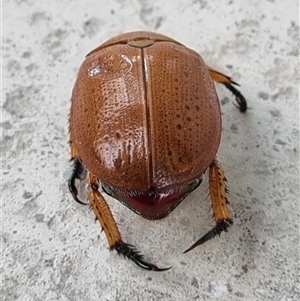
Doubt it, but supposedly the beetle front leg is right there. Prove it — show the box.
[87,173,170,271]
[184,159,233,253]
[208,68,247,113]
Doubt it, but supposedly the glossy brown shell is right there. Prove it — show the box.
[70,31,221,191]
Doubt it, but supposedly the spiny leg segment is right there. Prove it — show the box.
[184,159,233,253]
[208,68,247,113]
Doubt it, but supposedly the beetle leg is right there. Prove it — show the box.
[87,173,170,271]
[68,158,87,205]
[208,68,247,113]
[68,132,88,205]
[184,159,233,253]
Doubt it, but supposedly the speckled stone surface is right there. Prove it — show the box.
[2,1,299,300]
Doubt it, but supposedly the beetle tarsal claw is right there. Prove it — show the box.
[68,158,88,205]
[224,83,247,113]
[183,219,233,254]
[114,241,171,271]
[208,68,247,113]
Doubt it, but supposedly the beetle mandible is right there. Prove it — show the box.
[68,31,247,271]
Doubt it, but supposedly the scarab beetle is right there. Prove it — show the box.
[69,31,247,271]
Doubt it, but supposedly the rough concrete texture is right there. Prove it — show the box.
[1,0,299,300]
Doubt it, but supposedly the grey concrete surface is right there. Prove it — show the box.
[1,0,299,300]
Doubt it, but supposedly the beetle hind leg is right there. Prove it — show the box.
[184,159,233,253]
[208,68,247,113]
[87,173,170,271]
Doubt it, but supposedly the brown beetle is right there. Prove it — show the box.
[68,31,247,271]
